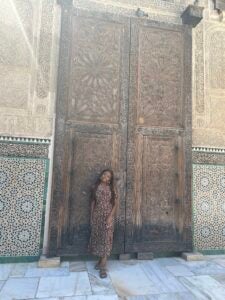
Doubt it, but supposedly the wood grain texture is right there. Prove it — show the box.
[125,19,192,253]
[49,9,193,256]
[48,7,130,256]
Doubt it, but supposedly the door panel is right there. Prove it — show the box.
[125,19,192,253]
[48,7,130,256]
[69,16,123,124]
[136,26,183,128]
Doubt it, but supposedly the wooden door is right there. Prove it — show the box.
[125,19,192,253]
[48,6,130,256]
[49,6,193,257]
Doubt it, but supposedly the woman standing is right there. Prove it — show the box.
[89,169,118,278]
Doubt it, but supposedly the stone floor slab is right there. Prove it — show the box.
[166,265,194,277]
[0,264,14,280]
[86,261,115,295]
[9,263,30,277]
[183,261,225,275]
[62,296,118,300]
[0,277,39,300]
[87,295,118,300]
[141,261,187,293]
[205,255,225,261]
[36,272,91,298]
[214,259,225,269]
[109,261,160,297]
[25,266,69,277]
[3,257,225,299]
[155,258,183,267]
[0,281,5,291]
[124,292,197,299]
[32,298,59,300]
[179,275,225,300]
[213,274,225,285]
[62,297,86,300]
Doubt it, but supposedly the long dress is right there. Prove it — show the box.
[89,183,114,257]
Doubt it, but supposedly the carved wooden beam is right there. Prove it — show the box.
[181,5,204,27]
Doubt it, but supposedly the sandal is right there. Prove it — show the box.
[99,267,107,278]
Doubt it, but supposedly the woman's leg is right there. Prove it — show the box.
[95,257,102,270]
[99,256,107,278]
[100,256,107,267]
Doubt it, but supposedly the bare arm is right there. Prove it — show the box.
[90,186,96,224]
[90,200,95,223]
[106,191,118,225]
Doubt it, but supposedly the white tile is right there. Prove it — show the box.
[109,262,160,297]
[0,281,5,291]
[212,274,225,285]
[0,277,39,299]
[139,263,167,293]
[205,255,225,261]
[141,261,187,293]
[62,297,86,300]
[10,263,29,277]
[87,295,119,300]
[166,265,194,277]
[124,292,197,299]
[0,264,14,280]
[107,260,140,272]
[179,275,225,300]
[36,272,91,298]
[214,259,225,269]
[25,266,69,277]
[184,261,225,275]
[155,258,183,267]
[86,261,115,295]
[63,296,117,300]
[32,298,59,300]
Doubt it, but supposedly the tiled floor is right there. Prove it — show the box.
[1,256,225,299]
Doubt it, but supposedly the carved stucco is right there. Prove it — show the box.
[0,0,60,138]
[0,0,225,147]
[193,13,225,148]
[73,0,196,25]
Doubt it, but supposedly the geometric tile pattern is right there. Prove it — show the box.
[0,142,49,158]
[193,164,225,250]
[0,157,48,257]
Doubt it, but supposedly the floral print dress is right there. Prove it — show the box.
[89,183,114,257]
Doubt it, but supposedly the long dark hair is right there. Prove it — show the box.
[91,169,117,206]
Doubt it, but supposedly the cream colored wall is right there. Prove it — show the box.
[1,0,225,146]
[193,4,225,148]
[74,0,195,24]
[0,0,60,138]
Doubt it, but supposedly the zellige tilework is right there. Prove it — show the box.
[193,164,225,251]
[0,157,48,257]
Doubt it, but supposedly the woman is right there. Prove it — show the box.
[89,169,118,278]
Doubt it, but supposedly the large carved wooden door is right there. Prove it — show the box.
[48,7,130,256]
[49,5,193,256]
[125,19,192,253]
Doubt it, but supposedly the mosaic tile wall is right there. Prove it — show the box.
[193,162,225,251]
[0,138,49,259]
